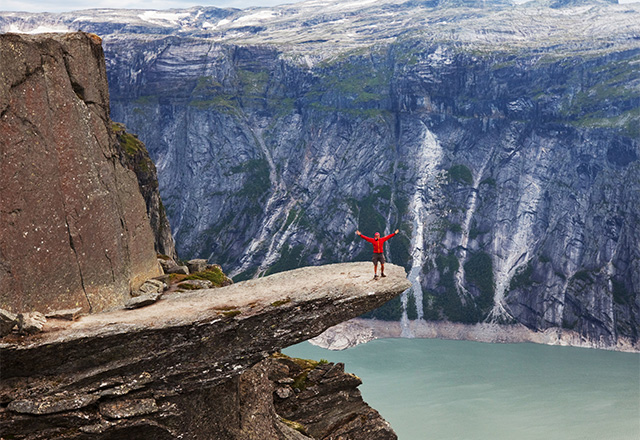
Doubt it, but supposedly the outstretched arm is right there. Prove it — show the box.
[358,231,375,243]
[380,230,400,242]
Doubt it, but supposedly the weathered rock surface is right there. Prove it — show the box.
[186,258,208,273]
[45,307,83,321]
[0,262,410,439]
[124,291,163,309]
[0,308,18,336]
[0,32,161,315]
[268,355,397,439]
[16,311,46,335]
[167,264,189,275]
[158,256,179,273]
[134,278,166,296]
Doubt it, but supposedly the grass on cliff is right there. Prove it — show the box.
[112,122,154,175]
[112,122,144,155]
[183,267,228,287]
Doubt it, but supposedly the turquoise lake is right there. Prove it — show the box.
[284,339,640,440]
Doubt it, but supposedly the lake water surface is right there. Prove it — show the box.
[284,339,640,440]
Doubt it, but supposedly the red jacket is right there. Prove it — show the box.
[359,233,396,254]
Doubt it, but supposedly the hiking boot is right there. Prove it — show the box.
[373,275,379,280]
[381,273,386,277]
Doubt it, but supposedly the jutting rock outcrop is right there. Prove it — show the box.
[0,262,410,439]
[0,32,162,315]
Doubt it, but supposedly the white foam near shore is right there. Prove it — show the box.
[309,318,640,353]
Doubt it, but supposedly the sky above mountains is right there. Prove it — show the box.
[2,0,638,13]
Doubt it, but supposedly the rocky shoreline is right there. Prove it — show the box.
[310,318,640,353]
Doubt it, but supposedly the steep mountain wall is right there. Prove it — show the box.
[105,35,639,348]
[0,32,162,314]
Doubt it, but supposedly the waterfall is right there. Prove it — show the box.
[453,152,494,299]
[402,123,444,332]
[229,122,289,278]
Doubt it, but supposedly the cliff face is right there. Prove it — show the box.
[103,16,639,346]
[2,0,637,348]
[0,262,410,439]
[0,32,162,314]
[113,122,177,260]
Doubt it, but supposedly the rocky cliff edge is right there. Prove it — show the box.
[0,262,410,439]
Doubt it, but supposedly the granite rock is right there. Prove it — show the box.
[16,312,46,335]
[187,259,209,274]
[0,32,161,315]
[0,262,410,439]
[0,308,17,336]
[45,307,83,321]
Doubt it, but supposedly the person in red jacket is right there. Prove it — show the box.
[356,229,399,279]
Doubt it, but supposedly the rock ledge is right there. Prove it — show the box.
[0,262,410,439]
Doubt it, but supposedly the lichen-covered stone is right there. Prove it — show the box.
[178,279,213,290]
[135,279,166,296]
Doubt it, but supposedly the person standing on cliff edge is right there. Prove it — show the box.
[356,229,399,279]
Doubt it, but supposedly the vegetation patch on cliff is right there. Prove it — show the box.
[183,267,228,287]
[448,164,473,185]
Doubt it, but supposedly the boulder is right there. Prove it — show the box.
[124,292,163,310]
[45,307,83,321]
[166,265,189,275]
[17,312,47,335]
[186,259,209,274]
[0,308,18,336]
[158,257,178,273]
[134,279,167,297]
